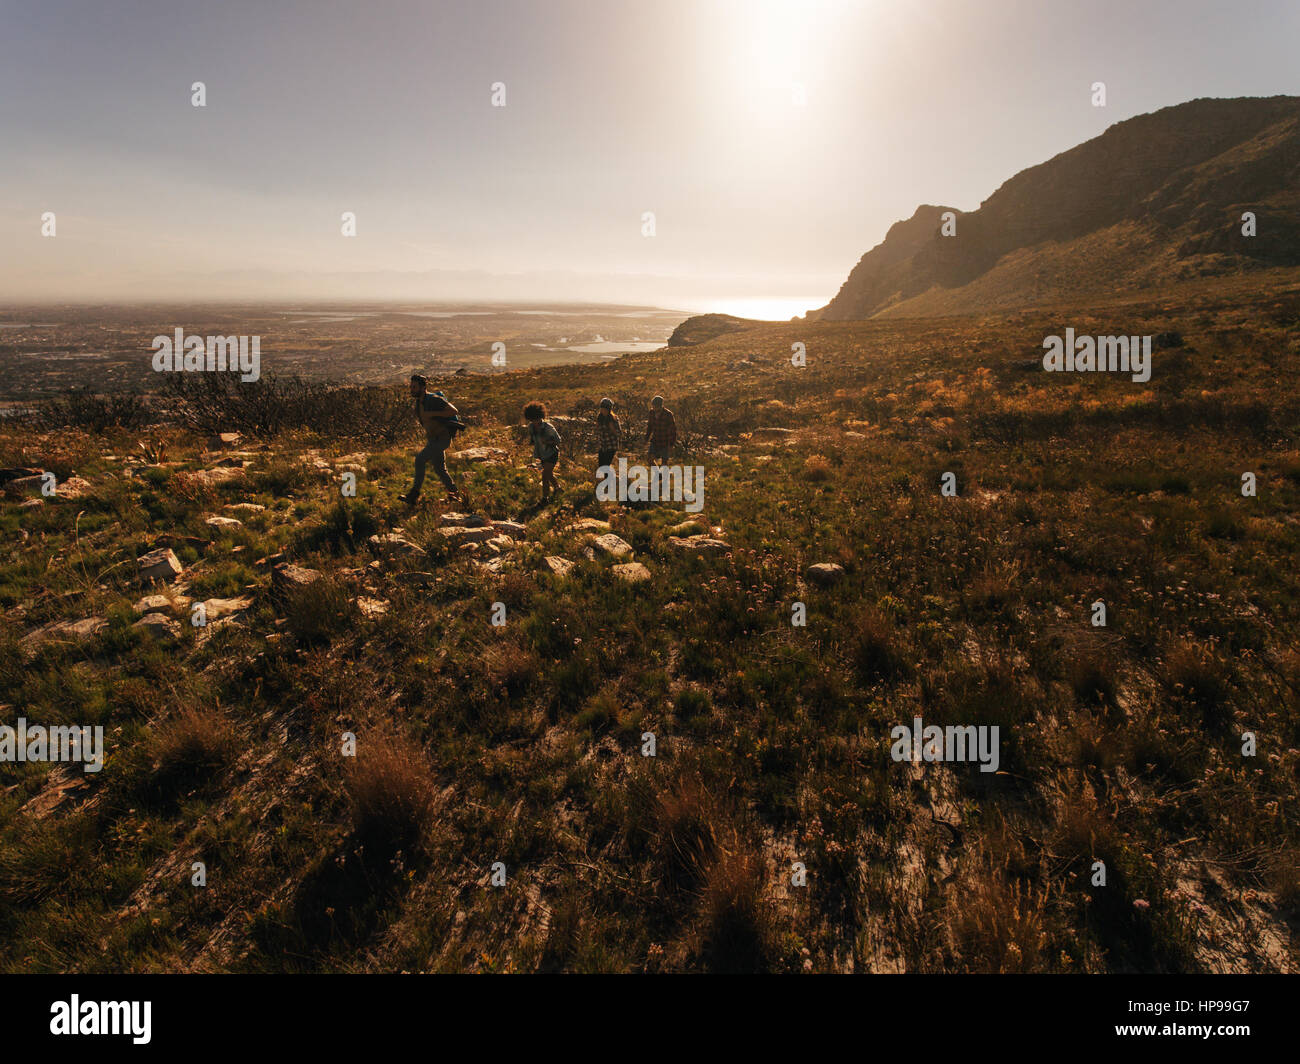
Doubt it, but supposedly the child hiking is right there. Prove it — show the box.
[399,374,468,507]
[524,400,562,504]
[645,394,677,466]
[595,396,620,474]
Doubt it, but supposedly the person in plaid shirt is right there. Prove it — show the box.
[595,397,620,473]
[645,394,677,466]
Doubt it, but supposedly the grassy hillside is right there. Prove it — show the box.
[2,277,1299,972]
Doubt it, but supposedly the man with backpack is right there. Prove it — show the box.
[645,394,677,467]
[399,374,468,506]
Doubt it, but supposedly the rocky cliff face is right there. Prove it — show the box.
[816,96,1300,320]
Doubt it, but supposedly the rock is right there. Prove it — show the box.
[4,474,47,497]
[205,515,243,530]
[667,536,731,556]
[271,563,321,599]
[667,520,708,537]
[133,594,192,617]
[844,431,866,439]
[439,512,491,528]
[612,562,651,583]
[355,597,390,618]
[567,518,611,533]
[592,533,634,558]
[490,520,527,538]
[137,548,184,585]
[806,562,846,585]
[436,525,499,547]
[543,556,574,577]
[199,596,254,621]
[19,616,108,654]
[51,476,93,500]
[449,447,507,464]
[751,427,795,438]
[186,467,245,487]
[224,503,266,514]
[368,533,425,559]
[133,614,182,642]
[0,467,41,486]
[481,535,516,556]
[476,556,506,575]
[207,433,242,451]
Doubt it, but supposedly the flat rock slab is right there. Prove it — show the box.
[806,562,846,585]
[490,520,527,538]
[439,512,491,528]
[186,467,245,487]
[133,594,193,617]
[568,518,611,533]
[205,515,243,529]
[592,533,634,558]
[543,556,575,577]
[20,617,108,654]
[355,597,390,618]
[437,525,499,547]
[207,433,242,450]
[224,503,266,514]
[368,533,425,558]
[51,476,94,500]
[450,447,508,464]
[4,474,47,497]
[612,562,651,583]
[0,467,42,485]
[667,536,732,556]
[272,563,322,597]
[199,596,254,620]
[138,548,184,584]
[133,614,183,641]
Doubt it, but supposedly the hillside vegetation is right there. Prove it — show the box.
[2,274,1299,972]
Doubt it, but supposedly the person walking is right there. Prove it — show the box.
[399,374,467,506]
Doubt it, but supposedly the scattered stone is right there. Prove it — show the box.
[0,467,41,485]
[186,467,245,487]
[490,520,527,538]
[200,596,254,621]
[543,556,575,577]
[806,562,846,585]
[133,594,192,617]
[667,520,707,537]
[355,597,390,618]
[207,433,242,451]
[133,613,182,642]
[224,503,266,514]
[437,525,499,547]
[51,476,94,500]
[204,515,243,530]
[368,533,425,559]
[19,616,108,654]
[592,533,634,558]
[449,446,508,464]
[612,561,651,583]
[271,563,321,598]
[568,518,611,533]
[439,512,491,528]
[844,431,866,439]
[751,427,795,438]
[4,474,46,497]
[667,536,731,556]
[137,548,184,585]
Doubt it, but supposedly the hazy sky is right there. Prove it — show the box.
[2,0,1297,313]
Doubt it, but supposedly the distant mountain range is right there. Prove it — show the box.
[811,96,1300,320]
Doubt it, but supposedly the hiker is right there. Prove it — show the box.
[595,397,621,474]
[399,374,467,506]
[645,394,677,467]
[524,400,562,504]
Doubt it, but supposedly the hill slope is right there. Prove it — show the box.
[816,96,1300,320]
